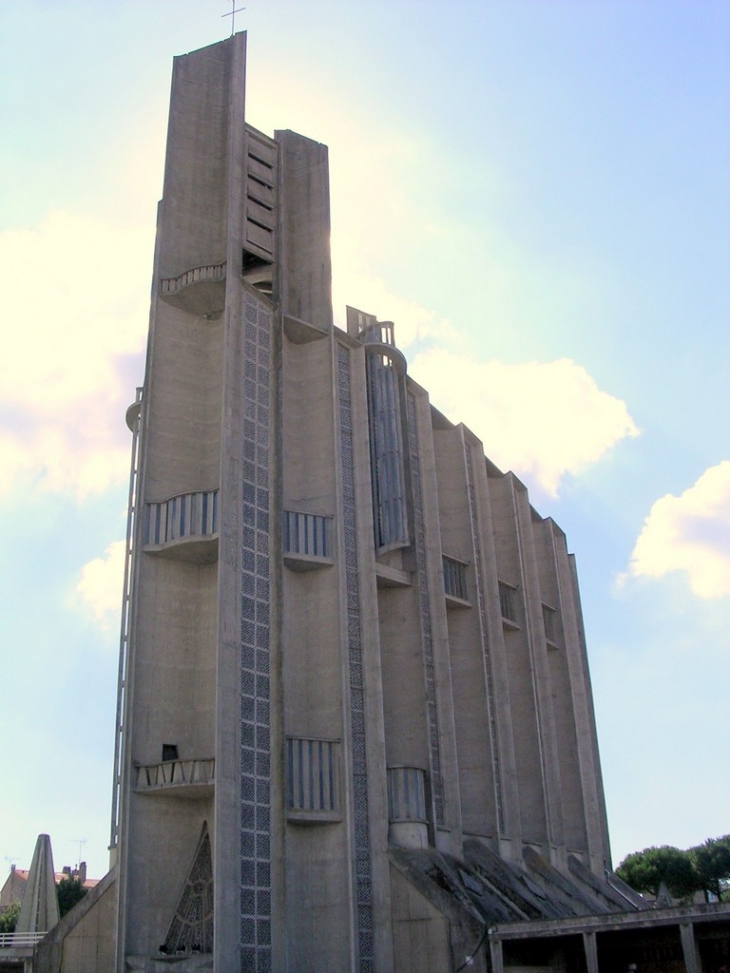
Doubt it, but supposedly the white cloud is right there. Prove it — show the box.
[627,461,730,599]
[409,351,639,497]
[76,539,126,631]
[0,210,151,497]
[331,262,461,350]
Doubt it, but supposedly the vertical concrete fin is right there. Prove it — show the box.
[276,129,333,329]
[582,930,599,973]
[680,922,701,973]
[16,833,59,933]
[159,33,243,277]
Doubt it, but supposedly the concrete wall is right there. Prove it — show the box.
[34,870,116,973]
[280,328,355,972]
[435,427,503,842]
[116,35,242,966]
[142,307,223,500]
[157,40,232,278]
[390,865,452,973]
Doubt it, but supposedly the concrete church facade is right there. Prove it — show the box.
[106,31,617,973]
[19,31,730,973]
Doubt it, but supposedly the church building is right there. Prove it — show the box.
[30,31,729,973]
[107,30,616,973]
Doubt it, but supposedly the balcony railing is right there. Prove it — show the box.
[144,489,219,551]
[160,262,226,296]
[360,319,396,348]
[0,932,46,948]
[159,262,227,318]
[134,757,214,795]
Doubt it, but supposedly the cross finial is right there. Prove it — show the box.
[222,1,246,36]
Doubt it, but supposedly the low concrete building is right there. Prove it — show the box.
[488,901,730,973]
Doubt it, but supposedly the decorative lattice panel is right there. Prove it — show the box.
[239,292,272,973]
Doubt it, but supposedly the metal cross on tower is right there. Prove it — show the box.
[222,1,246,35]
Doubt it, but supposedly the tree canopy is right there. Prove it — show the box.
[690,835,730,902]
[617,835,730,903]
[617,845,698,900]
[56,876,87,918]
[0,901,21,933]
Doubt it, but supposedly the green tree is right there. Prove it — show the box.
[690,835,730,902]
[0,900,21,933]
[616,845,700,901]
[56,876,87,917]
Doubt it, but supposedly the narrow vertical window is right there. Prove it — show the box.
[366,352,408,549]
[542,604,559,645]
[498,581,518,624]
[443,556,468,601]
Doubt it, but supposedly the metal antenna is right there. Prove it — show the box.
[73,838,87,868]
[222,1,246,36]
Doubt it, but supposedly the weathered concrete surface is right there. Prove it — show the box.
[16,836,58,936]
[106,29,621,973]
[33,869,115,973]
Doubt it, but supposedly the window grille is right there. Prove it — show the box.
[498,581,518,623]
[286,738,338,812]
[366,353,408,549]
[283,510,329,557]
[443,556,468,601]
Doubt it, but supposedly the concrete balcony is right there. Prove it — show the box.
[359,319,407,375]
[387,766,429,849]
[134,757,215,799]
[159,262,226,319]
[283,510,334,571]
[143,489,219,563]
[125,386,143,431]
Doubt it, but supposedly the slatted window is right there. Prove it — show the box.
[443,556,468,601]
[498,581,518,623]
[366,353,408,549]
[283,511,330,557]
[387,767,427,822]
[286,738,338,813]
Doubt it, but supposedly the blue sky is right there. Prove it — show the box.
[0,1,728,881]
